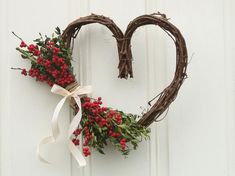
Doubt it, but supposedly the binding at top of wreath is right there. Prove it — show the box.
[62,12,188,127]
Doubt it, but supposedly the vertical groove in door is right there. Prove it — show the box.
[69,0,91,176]
[223,0,235,175]
[144,1,157,174]
[144,0,169,176]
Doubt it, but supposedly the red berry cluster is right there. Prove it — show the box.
[72,96,131,157]
[81,97,124,132]
[15,31,75,88]
[83,147,91,157]
[27,44,41,56]
[120,138,126,150]
[72,127,92,157]
[72,128,82,146]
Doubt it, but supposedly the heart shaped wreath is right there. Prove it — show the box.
[12,13,187,166]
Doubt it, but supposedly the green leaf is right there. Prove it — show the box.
[55,27,61,35]
[97,148,105,154]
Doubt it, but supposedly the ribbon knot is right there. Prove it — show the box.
[37,84,92,167]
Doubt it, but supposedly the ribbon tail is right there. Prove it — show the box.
[36,136,55,164]
[37,84,91,166]
[37,96,68,163]
[68,85,91,137]
[68,96,82,137]
[67,96,86,167]
[68,141,87,167]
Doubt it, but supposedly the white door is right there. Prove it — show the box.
[1,0,235,176]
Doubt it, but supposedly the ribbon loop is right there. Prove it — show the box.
[37,83,92,167]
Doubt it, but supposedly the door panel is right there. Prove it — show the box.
[1,0,235,176]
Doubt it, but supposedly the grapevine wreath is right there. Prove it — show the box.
[13,13,187,166]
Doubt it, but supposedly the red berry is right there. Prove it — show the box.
[72,139,80,146]
[33,50,41,56]
[84,139,89,146]
[21,69,27,76]
[37,57,43,64]
[102,107,108,111]
[73,128,82,136]
[20,41,27,47]
[120,138,126,144]
[27,44,35,52]
[111,133,120,138]
[84,97,91,102]
[98,122,104,127]
[100,118,108,125]
[108,130,113,136]
[83,147,91,157]
[115,133,121,137]
[53,47,61,53]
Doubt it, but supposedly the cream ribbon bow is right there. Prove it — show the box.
[37,84,92,167]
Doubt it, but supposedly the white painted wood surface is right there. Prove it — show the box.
[0,0,235,176]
